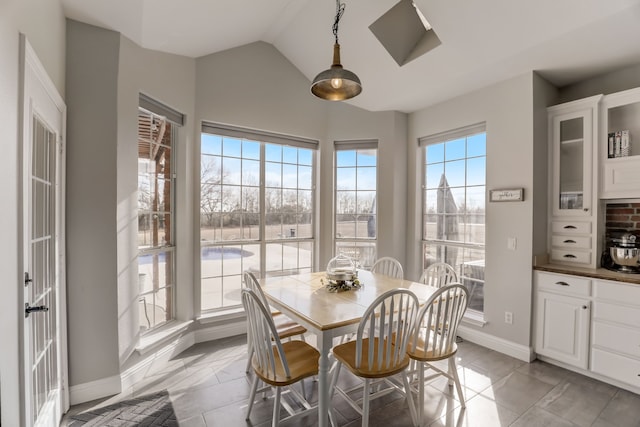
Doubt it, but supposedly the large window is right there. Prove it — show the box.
[200,124,316,311]
[421,124,486,313]
[334,141,377,269]
[137,107,177,332]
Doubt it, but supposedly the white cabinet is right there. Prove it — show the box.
[535,271,640,392]
[547,95,602,268]
[591,279,640,388]
[600,87,640,199]
[534,271,591,369]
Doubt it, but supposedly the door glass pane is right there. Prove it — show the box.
[30,117,58,421]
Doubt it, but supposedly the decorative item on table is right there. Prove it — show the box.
[324,254,361,292]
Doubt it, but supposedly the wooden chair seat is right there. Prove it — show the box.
[253,340,319,387]
[273,314,307,339]
[333,338,411,379]
[407,333,458,362]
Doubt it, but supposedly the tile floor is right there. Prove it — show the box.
[61,335,640,427]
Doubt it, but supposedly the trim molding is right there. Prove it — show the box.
[458,325,535,362]
[69,374,121,405]
[194,318,246,343]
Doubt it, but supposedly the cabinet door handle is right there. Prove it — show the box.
[563,225,577,229]
[563,254,577,259]
[582,305,588,309]
[563,239,577,244]
[555,281,570,286]
[583,208,589,212]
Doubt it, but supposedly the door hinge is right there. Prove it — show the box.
[24,272,32,286]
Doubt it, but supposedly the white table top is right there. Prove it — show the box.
[261,269,438,332]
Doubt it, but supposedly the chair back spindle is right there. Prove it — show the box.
[355,289,419,371]
[370,257,404,280]
[242,288,291,380]
[410,283,469,359]
[418,262,458,288]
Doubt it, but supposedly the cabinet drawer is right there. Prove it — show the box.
[550,249,591,265]
[551,235,591,249]
[593,301,640,328]
[551,221,592,234]
[536,272,591,296]
[591,348,640,388]
[592,321,640,357]
[594,280,640,306]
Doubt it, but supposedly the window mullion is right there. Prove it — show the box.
[259,143,266,277]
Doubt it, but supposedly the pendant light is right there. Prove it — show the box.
[311,0,362,101]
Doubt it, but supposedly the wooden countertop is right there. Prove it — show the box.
[534,263,640,285]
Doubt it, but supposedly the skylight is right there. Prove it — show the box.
[369,0,441,67]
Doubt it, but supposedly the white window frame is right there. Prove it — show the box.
[420,123,486,318]
[334,140,378,269]
[199,122,318,313]
[137,104,180,333]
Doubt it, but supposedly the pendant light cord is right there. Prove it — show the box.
[332,1,346,44]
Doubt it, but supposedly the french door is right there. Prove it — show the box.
[20,35,68,427]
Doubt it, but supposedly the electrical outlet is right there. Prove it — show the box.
[504,311,513,324]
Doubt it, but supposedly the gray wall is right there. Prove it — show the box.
[406,73,542,346]
[65,19,197,390]
[532,75,559,262]
[0,0,66,425]
[558,62,640,103]
[66,19,122,388]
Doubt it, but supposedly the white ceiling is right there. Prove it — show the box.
[61,0,640,113]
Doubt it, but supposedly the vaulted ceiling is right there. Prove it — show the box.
[61,0,640,113]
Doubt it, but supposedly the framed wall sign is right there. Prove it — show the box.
[489,188,524,202]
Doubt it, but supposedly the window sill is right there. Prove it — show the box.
[136,320,193,356]
[198,307,246,325]
[462,311,487,327]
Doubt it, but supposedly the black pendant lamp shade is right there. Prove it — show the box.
[311,1,362,101]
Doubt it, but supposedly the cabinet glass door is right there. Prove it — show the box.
[559,117,584,211]
[552,107,592,216]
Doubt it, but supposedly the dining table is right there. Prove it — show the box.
[260,269,439,427]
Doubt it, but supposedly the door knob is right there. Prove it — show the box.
[25,303,49,318]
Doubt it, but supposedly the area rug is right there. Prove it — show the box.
[67,390,178,426]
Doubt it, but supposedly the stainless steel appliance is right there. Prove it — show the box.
[602,232,640,273]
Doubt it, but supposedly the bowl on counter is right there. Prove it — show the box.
[610,246,640,267]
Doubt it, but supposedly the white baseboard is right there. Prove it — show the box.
[69,374,121,405]
[458,324,535,362]
[194,318,246,343]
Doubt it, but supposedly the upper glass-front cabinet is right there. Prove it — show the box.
[548,96,601,216]
[600,87,640,199]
